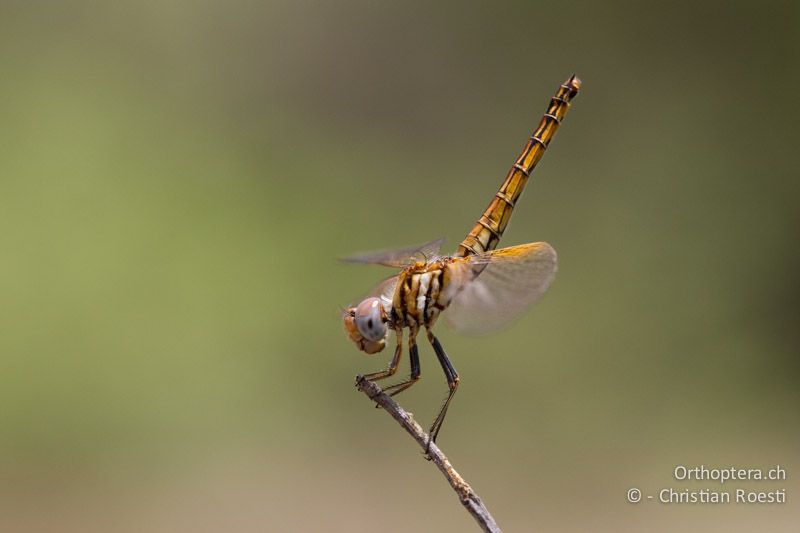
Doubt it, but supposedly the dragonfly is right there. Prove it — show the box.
[343,75,581,449]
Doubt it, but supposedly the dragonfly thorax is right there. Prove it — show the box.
[391,258,468,331]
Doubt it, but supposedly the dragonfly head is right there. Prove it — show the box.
[343,297,388,354]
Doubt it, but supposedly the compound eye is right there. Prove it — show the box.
[354,297,387,342]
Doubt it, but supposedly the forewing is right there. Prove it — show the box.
[370,274,399,305]
[444,242,557,335]
[339,238,445,268]
[343,273,398,309]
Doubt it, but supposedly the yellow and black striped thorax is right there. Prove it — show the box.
[391,258,464,330]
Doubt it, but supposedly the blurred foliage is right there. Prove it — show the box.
[0,1,797,531]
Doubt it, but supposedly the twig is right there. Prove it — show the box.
[355,376,502,533]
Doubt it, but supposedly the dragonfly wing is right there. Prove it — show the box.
[371,274,399,305]
[340,237,446,268]
[444,242,557,335]
[343,274,398,311]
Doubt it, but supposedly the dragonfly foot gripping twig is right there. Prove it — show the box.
[355,375,502,533]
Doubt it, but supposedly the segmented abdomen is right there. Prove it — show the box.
[456,76,581,258]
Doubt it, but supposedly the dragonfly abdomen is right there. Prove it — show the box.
[456,76,581,258]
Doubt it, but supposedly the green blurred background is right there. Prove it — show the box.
[1,1,797,531]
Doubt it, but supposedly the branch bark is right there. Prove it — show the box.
[355,376,502,533]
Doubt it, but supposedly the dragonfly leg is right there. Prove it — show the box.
[360,328,403,382]
[382,338,421,398]
[425,329,460,453]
